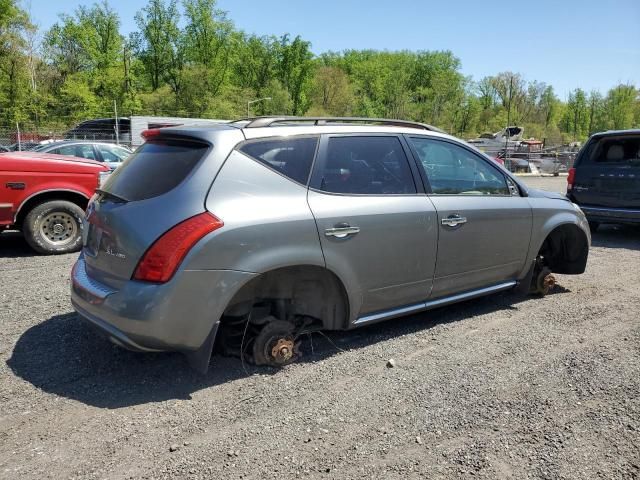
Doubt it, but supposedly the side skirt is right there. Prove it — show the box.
[353,281,517,327]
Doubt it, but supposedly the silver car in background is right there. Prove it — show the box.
[33,140,132,170]
[70,117,590,372]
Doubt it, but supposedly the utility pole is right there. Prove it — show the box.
[504,75,514,164]
[114,100,119,145]
[16,122,21,151]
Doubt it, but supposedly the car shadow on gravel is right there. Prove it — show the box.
[0,231,37,258]
[590,224,640,251]
[7,286,568,409]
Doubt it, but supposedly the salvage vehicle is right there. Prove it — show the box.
[70,117,590,372]
[566,129,640,231]
[0,151,110,254]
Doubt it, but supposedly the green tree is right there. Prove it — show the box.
[132,0,179,91]
[605,84,637,130]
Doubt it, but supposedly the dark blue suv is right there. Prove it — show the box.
[567,130,640,231]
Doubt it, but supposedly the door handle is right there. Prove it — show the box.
[325,224,360,238]
[441,214,467,227]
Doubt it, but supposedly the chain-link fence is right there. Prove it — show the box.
[0,123,127,152]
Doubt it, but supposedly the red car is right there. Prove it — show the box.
[0,152,110,254]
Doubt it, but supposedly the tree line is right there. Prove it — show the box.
[1,0,639,143]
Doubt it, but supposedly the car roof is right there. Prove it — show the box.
[152,117,454,143]
[42,140,131,148]
[591,129,640,138]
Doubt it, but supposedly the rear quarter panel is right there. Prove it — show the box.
[194,150,326,273]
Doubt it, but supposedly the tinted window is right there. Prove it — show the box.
[318,136,416,194]
[102,139,208,201]
[410,137,508,195]
[239,136,318,185]
[583,135,640,165]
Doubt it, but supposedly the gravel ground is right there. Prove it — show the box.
[1,176,639,479]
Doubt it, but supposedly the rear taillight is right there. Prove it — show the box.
[133,212,223,283]
[567,168,576,190]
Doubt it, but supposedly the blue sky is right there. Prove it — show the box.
[24,0,640,97]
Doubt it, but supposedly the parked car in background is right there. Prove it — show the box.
[0,151,110,253]
[71,117,590,373]
[567,129,640,231]
[32,141,132,170]
[4,141,41,152]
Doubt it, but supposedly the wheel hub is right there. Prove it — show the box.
[271,338,295,364]
[40,212,77,245]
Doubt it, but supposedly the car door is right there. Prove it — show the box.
[307,134,438,318]
[407,136,532,299]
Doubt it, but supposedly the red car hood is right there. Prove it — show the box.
[0,151,109,172]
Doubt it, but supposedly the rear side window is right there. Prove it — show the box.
[103,139,208,201]
[238,136,318,185]
[317,136,416,195]
[582,135,640,165]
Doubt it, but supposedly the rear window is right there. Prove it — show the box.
[582,135,640,166]
[102,139,209,201]
[238,136,318,185]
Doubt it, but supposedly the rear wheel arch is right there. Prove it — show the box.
[536,223,589,274]
[222,265,351,330]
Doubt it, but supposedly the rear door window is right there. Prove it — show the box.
[582,135,640,165]
[102,139,209,201]
[238,136,318,185]
[315,136,416,194]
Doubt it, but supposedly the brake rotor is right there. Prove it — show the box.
[536,267,555,295]
[252,319,301,367]
[271,337,295,364]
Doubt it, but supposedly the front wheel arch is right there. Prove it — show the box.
[537,223,589,274]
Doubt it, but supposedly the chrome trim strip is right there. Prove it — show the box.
[0,203,13,208]
[581,206,640,214]
[354,281,517,326]
[72,257,116,300]
[354,302,426,325]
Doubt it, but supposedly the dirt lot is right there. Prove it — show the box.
[1,176,638,479]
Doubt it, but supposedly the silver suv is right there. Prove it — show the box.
[70,117,590,372]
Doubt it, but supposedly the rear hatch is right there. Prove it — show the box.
[571,133,640,208]
[82,134,219,288]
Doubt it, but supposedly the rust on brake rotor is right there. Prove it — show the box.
[543,273,556,291]
[271,338,295,364]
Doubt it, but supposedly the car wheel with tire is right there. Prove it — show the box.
[23,200,85,254]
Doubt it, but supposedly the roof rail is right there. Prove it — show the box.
[234,116,446,133]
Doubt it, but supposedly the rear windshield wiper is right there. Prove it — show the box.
[96,189,129,203]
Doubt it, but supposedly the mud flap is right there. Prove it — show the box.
[514,260,536,295]
[184,321,220,374]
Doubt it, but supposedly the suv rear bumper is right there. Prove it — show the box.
[578,205,640,224]
[71,255,257,353]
